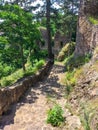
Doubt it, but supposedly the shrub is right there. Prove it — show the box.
[0,60,45,87]
[23,67,37,77]
[3,65,13,76]
[65,53,92,71]
[35,60,45,69]
[0,63,13,78]
[66,82,72,96]
[65,70,76,96]
[47,104,64,127]
[1,77,14,87]
[81,108,91,130]
[57,42,75,61]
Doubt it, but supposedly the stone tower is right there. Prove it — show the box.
[75,0,98,56]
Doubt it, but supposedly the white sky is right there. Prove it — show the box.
[1,0,60,13]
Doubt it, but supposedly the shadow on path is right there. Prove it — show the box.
[0,64,65,129]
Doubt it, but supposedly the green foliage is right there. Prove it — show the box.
[0,69,23,87]
[0,77,14,87]
[35,60,45,69]
[65,82,72,96]
[81,108,91,130]
[23,67,37,77]
[89,16,98,25]
[65,66,83,96]
[66,70,76,86]
[57,42,75,61]
[64,53,91,96]
[0,63,14,78]
[47,104,64,127]
[64,53,92,71]
[0,4,41,71]
[65,70,76,96]
[39,50,48,58]
[0,60,45,87]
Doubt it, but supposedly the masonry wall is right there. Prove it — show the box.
[75,0,98,56]
[0,61,53,115]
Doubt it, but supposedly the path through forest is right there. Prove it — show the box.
[0,63,81,130]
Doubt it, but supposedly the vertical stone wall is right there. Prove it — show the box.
[75,0,98,56]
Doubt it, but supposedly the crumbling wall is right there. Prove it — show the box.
[75,0,98,56]
[0,61,53,115]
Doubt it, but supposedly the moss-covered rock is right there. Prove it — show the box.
[57,42,75,61]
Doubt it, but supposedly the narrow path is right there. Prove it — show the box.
[0,63,81,130]
[0,64,65,130]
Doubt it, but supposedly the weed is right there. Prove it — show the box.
[80,105,91,130]
[47,104,64,127]
[65,53,91,71]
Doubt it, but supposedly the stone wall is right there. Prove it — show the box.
[75,0,98,56]
[0,61,53,115]
[83,0,98,16]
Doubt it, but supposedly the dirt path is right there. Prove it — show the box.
[0,63,81,130]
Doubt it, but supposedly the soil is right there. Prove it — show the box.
[0,63,81,130]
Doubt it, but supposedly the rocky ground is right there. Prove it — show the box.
[0,63,82,130]
[69,60,98,130]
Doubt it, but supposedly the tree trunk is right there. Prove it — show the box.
[20,45,26,71]
[46,0,53,59]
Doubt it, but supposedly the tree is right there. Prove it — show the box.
[0,4,40,71]
[60,0,79,41]
[46,0,53,59]
[42,0,63,59]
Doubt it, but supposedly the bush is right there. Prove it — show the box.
[65,70,76,96]
[57,42,75,61]
[65,53,92,71]
[0,59,45,87]
[65,67,83,96]
[23,67,37,77]
[35,60,45,69]
[0,63,13,78]
[47,104,64,126]
[1,77,14,87]
[39,50,48,58]
[66,71,76,86]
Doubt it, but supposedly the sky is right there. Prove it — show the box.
[0,0,61,14]
[2,0,60,8]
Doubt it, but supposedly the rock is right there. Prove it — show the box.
[66,115,81,130]
[89,88,98,97]
[75,0,98,56]
[90,110,98,130]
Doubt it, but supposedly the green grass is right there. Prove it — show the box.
[89,16,98,25]
[64,53,92,71]
[0,59,45,87]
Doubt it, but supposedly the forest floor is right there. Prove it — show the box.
[0,62,82,130]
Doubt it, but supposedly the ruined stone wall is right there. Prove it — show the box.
[83,0,98,16]
[75,0,98,56]
[0,61,53,115]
